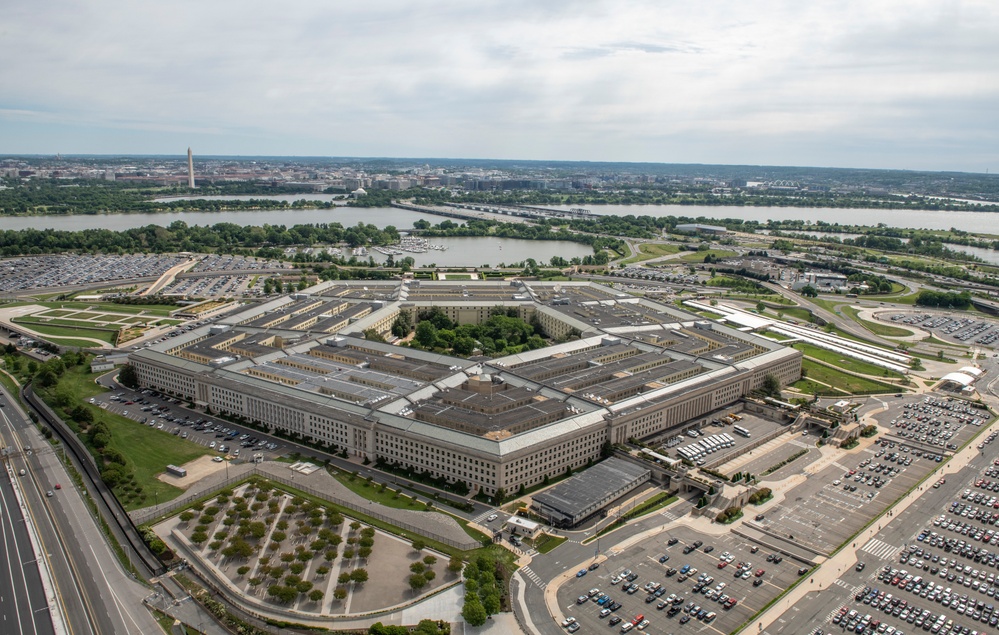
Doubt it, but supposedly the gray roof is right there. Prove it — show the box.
[532,458,651,520]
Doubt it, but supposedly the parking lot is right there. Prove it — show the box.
[0,253,189,292]
[95,389,286,463]
[753,396,984,557]
[804,433,999,635]
[877,311,999,347]
[654,412,787,473]
[557,525,806,635]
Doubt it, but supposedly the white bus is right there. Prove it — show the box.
[733,425,751,438]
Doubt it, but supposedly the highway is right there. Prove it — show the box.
[0,452,55,635]
[0,387,162,635]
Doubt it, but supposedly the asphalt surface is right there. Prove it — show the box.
[1,386,163,635]
[767,451,994,635]
[0,452,55,635]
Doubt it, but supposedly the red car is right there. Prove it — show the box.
[754,569,765,577]
[717,561,728,569]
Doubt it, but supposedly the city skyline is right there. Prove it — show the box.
[2,1,998,173]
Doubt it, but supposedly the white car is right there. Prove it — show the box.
[487,513,498,522]
[212,456,224,463]
[561,616,576,627]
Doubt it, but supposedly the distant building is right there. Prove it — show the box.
[675,223,728,235]
[187,148,195,189]
[90,356,116,373]
[350,187,367,198]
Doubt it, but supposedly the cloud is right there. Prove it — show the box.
[0,0,997,171]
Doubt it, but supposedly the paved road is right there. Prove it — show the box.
[0,455,55,635]
[1,387,163,635]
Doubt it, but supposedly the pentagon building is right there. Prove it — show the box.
[129,280,800,495]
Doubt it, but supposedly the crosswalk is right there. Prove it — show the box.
[660,509,679,522]
[520,566,547,590]
[861,538,900,560]
[472,510,494,524]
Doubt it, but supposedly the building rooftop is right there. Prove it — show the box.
[531,458,651,523]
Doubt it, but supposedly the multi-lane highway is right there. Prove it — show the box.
[0,453,55,635]
[0,386,162,635]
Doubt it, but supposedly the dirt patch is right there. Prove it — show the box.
[157,455,228,490]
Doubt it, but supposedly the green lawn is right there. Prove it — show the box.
[840,306,915,338]
[95,411,211,510]
[528,533,567,554]
[795,359,900,395]
[441,273,475,280]
[676,249,737,263]
[36,301,178,316]
[331,469,431,511]
[773,307,815,323]
[11,320,118,344]
[619,243,681,265]
[793,342,904,378]
[40,366,210,510]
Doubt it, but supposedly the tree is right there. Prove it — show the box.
[308,589,324,603]
[800,284,818,298]
[334,586,348,600]
[760,373,782,399]
[411,539,426,553]
[350,568,369,584]
[462,593,487,627]
[448,556,464,574]
[409,573,428,593]
[482,589,501,614]
[118,364,140,389]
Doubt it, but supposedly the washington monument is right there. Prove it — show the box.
[187,147,195,188]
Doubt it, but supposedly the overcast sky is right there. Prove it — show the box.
[2,0,997,172]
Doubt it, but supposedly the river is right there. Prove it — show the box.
[548,204,997,232]
[3,198,998,263]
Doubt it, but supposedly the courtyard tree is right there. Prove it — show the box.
[350,568,369,584]
[409,573,428,593]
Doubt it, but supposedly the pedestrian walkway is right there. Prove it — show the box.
[860,538,900,560]
[520,566,547,590]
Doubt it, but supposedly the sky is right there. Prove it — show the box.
[2,0,998,172]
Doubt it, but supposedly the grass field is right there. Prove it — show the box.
[840,306,915,338]
[792,342,904,378]
[529,533,567,554]
[41,366,211,510]
[619,243,681,265]
[331,469,431,511]
[794,359,900,395]
[11,320,118,344]
[440,273,474,280]
[676,249,737,263]
[102,414,210,510]
[772,307,815,323]
[36,301,178,316]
